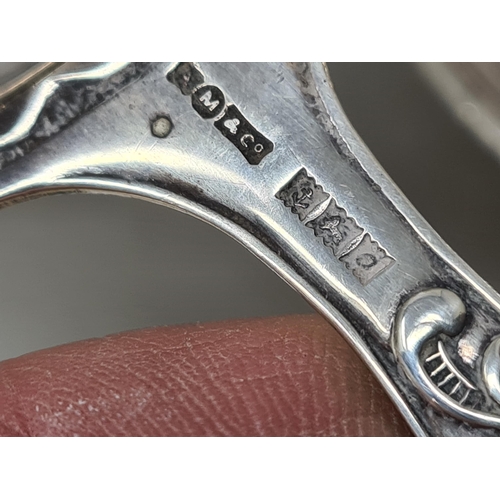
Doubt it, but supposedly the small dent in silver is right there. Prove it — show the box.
[151,116,172,138]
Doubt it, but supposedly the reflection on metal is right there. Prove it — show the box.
[393,288,500,429]
[483,336,500,405]
[0,62,128,150]
[0,62,62,104]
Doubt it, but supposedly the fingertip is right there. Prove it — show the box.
[0,315,411,436]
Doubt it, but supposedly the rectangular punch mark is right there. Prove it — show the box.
[339,233,395,286]
[275,168,329,221]
[167,62,205,96]
[167,64,274,166]
[214,105,274,165]
[276,168,395,285]
[306,199,364,257]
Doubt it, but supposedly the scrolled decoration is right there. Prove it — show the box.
[393,288,500,429]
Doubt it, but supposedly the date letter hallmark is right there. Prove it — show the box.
[167,63,274,165]
[276,168,395,285]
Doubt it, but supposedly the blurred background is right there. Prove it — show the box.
[1,62,500,362]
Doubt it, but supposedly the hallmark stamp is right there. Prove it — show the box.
[192,85,226,119]
[306,199,363,257]
[167,62,205,96]
[167,63,274,165]
[214,105,274,166]
[275,168,329,221]
[339,233,395,285]
[276,168,395,285]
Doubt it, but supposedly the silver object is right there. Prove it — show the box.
[2,62,500,436]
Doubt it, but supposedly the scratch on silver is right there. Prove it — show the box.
[0,62,129,150]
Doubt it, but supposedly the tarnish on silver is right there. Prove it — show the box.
[5,62,500,435]
[0,62,128,149]
[429,341,476,397]
[393,289,500,428]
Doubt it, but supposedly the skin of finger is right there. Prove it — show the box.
[0,314,412,436]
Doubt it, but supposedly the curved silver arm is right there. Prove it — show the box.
[2,62,500,436]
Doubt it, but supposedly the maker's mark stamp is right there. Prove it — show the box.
[214,105,274,166]
[192,85,226,119]
[167,63,274,165]
[276,168,395,285]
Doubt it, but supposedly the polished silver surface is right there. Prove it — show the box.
[0,62,127,149]
[482,336,500,405]
[2,62,500,436]
[0,63,60,103]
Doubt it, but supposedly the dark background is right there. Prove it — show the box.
[1,63,499,361]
